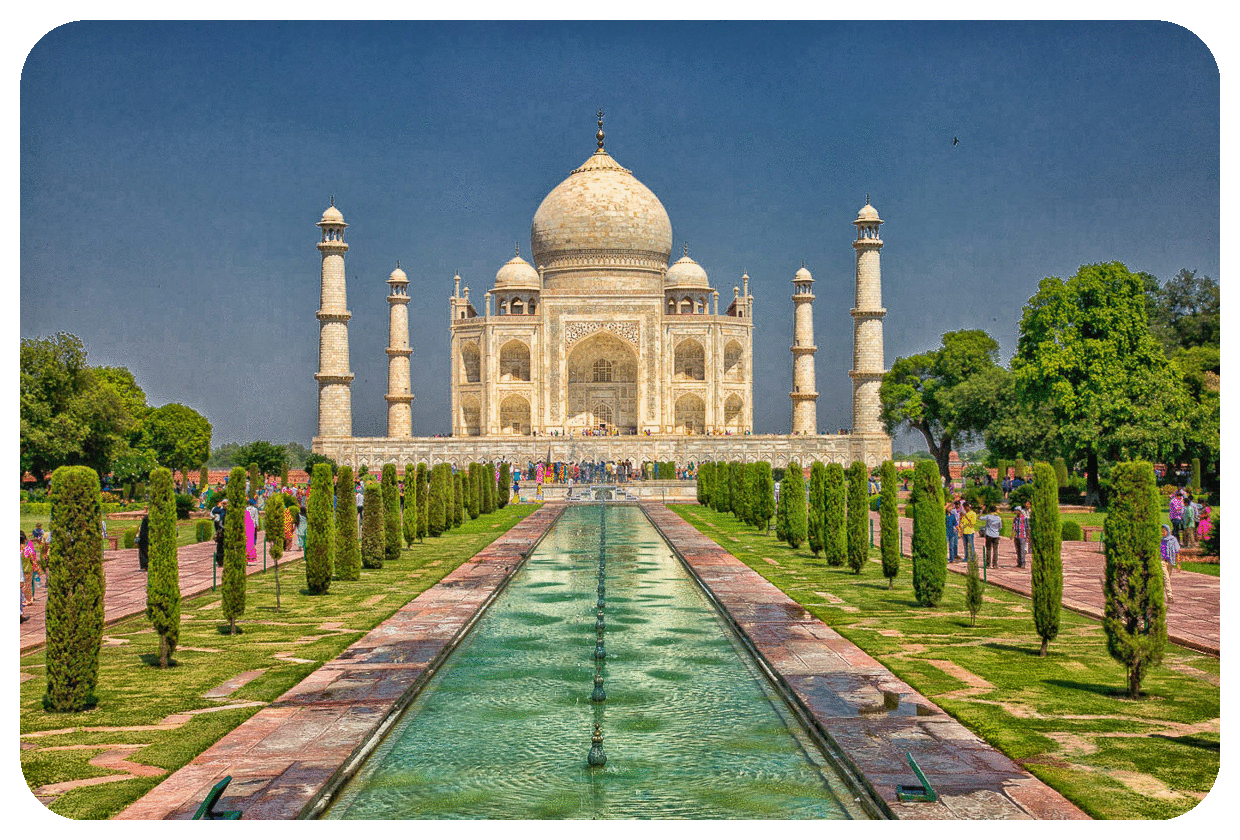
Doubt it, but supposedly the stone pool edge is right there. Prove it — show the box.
[114,503,567,820]
[642,502,1090,821]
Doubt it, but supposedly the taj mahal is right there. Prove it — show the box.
[311,114,891,470]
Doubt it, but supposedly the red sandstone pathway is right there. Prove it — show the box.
[21,535,303,653]
[870,512,1220,656]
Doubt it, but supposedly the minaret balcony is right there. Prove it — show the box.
[384,393,415,403]
[316,310,352,323]
[314,372,355,385]
[848,369,887,380]
[849,307,887,318]
[387,294,410,303]
[385,347,413,357]
[789,344,818,354]
[852,238,883,249]
[316,241,350,253]
[789,390,819,400]
[791,292,815,303]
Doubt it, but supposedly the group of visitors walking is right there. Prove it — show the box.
[19,525,49,622]
[944,499,1030,570]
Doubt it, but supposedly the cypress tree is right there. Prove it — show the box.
[248,462,262,498]
[729,462,747,522]
[879,460,900,587]
[221,466,248,633]
[823,463,847,566]
[454,471,465,526]
[403,464,419,546]
[783,461,807,549]
[1031,461,1062,656]
[445,465,458,528]
[146,467,180,667]
[382,464,402,561]
[1053,457,1070,488]
[964,547,983,626]
[499,462,511,508]
[466,463,480,519]
[715,461,731,513]
[484,462,496,514]
[1104,461,1166,698]
[361,479,385,569]
[697,462,712,506]
[807,461,827,556]
[1014,458,1027,482]
[775,468,790,543]
[305,462,335,594]
[198,465,209,493]
[751,462,775,530]
[44,465,105,711]
[911,460,948,607]
[280,462,289,488]
[264,491,285,610]
[1191,457,1202,490]
[428,464,448,536]
[416,463,429,540]
[334,465,360,580]
[846,461,868,574]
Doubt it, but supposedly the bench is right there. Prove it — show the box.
[192,775,242,820]
[1080,526,1104,542]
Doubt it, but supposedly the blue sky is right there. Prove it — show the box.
[18,20,1220,451]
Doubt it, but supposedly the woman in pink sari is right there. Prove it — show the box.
[244,499,258,563]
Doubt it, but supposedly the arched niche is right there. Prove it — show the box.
[674,393,705,434]
[724,394,744,432]
[566,332,638,432]
[724,340,744,381]
[459,396,481,437]
[674,339,705,381]
[499,395,531,435]
[461,342,480,384]
[499,340,531,382]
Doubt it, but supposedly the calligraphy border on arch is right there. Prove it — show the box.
[563,320,640,349]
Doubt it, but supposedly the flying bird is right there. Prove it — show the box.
[953,137,959,146]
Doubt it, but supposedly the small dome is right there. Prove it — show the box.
[794,265,813,281]
[495,253,540,289]
[389,266,407,282]
[855,201,881,223]
[320,204,344,224]
[665,249,709,287]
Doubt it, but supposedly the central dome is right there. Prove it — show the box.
[530,149,673,273]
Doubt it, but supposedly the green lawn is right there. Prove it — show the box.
[672,504,1220,820]
[19,504,540,819]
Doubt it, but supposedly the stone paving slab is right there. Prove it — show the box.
[113,503,565,821]
[644,502,1090,820]
[873,512,1220,655]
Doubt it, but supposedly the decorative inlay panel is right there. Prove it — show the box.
[564,320,639,348]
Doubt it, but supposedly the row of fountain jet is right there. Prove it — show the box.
[588,504,608,768]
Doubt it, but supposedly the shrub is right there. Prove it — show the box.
[304,462,335,594]
[221,466,247,635]
[265,493,285,561]
[403,463,419,545]
[428,464,448,536]
[485,462,497,514]
[807,462,827,556]
[498,462,510,508]
[195,520,213,543]
[1013,458,1028,481]
[416,463,429,539]
[1032,462,1063,656]
[44,466,105,711]
[382,464,402,563]
[248,462,262,499]
[1192,458,1202,491]
[100,491,119,504]
[361,479,385,569]
[730,462,747,524]
[123,526,138,549]
[751,462,775,530]
[174,493,194,519]
[1203,517,1219,556]
[453,471,465,527]
[144,467,180,668]
[1103,461,1166,698]
[1008,482,1035,511]
[1053,457,1070,488]
[1060,520,1083,542]
[715,461,732,513]
[879,461,900,588]
[280,462,289,488]
[783,461,807,549]
[964,484,1002,511]
[911,460,947,607]
[466,463,480,520]
[334,465,360,580]
[846,461,868,574]
[697,462,712,505]
[823,464,846,566]
[868,494,880,512]
[199,465,209,491]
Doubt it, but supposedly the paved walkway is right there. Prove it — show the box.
[21,535,303,653]
[646,504,1088,820]
[871,513,1220,656]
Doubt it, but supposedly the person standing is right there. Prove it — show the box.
[213,498,228,566]
[980,505,1003,568]
[137,514,150,571]
[945,501,959,564]
[355,481,364,528]
[245,498,259,563]
[959,501,978,566]
[1160,524,1179,604]
[1168,490,1185,543]
[1011,505,1029,568]
[296,506,308,550]
[20,531,30,622]
[1181,494,1199,549]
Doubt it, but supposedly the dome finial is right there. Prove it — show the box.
[596,109,605,150]
[515,241,520,257]
[684,242,689,258]
[330,194,335,207]
[396,259,400,268]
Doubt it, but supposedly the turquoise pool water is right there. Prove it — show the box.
[324,504,862,819]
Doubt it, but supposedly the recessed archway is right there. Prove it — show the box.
[499,340,530,382]
[566,332,638,432]
[499,395,531,435]
[674,394,705,434]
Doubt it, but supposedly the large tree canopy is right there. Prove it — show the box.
[234,440,288,477]
[879,329,1006,482]
[1012,262,1190,502]
[1145,268,1219,354]
[142,403,212,477]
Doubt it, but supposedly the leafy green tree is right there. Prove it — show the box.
[145,467,180,667]
[428,464,449,536]
[305,452,336,475]
[1145,268,1219,354]
[141,403,212,482]
[846,461,868,574]
[44,465,105,710]
[879,460,900,587]
[453,471,465,526]
[910,460,947,607]
[247,462,262,500]
[304,462,335,594]
[199,464,209,490]
[751,462,775,530]
[714,461,731,513]
[823,463,846,566]
[111,447,158,491]
[783,461,807,549]
[403,464,419,546]
[207,442,243,468]
[334,465,360,580]
[1031,462,1062,656]
[498,462,511,508]
[1104,461,1167,698]
[360,479,385,569]
[221,467,247,634]
[1013,263,1191,504]
[236,441,288,478]
[416,463,429,539]
[880,330,1008,483]
[697,462,713,507]
[807,461,827,556]
[381,464,402,562]
[264,492,285,610]
[281,462,289,487]
[1053,457,1070,488]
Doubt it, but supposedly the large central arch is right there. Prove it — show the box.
[566,332,639,432]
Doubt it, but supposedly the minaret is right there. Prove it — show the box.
[790,263,818,435]
[385,264,414,437]
[315,200,353,438]
[851,197,888,435]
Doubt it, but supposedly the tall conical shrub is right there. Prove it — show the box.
[1104,461,1166,698]
[751,462,775,530]
[775,469,789,542]
[846,461,868,574]
[305,462,335,594]
[334,465,360,580]
[1031,461,1062,655]
[382,464,402,562]
[146,467,180,667]
[911,460,947,606]
[248,462,262,498]
[823,463,846,566]
[879,460,900,587]
[221,466,248,633]
[361,479,385,569]
[403,464,419,546]
[730,462,748,523]
[416,463,429,540]
[498,462,510,508]
[696,462,711,505]
[715,461,731,513]
[428,464,448,536]
[264,491,285,610]
[783,461,807,549]
[198,465,209,493]
[964,549,983,625]
[44,465,104,711]
[445,465,458,528]
[280,462,289,488]
[484,462,496,514]
[807,461,827,556]
[1191,457,1202,490]
[466,463,480,520]
[1053,457,1070,488]
[454,471,465,526]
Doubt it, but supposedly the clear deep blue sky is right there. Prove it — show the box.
[18,21,1220,451]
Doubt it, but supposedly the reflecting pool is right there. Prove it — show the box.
[325,504,863,819]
